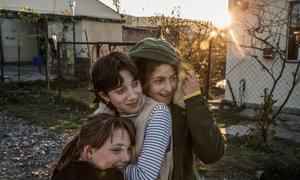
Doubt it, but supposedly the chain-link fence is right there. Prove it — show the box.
[56,41,136,79]
[224,54,300,112]
[54,41,137,96]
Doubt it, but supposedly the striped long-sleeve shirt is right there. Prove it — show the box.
[124,104,172,180]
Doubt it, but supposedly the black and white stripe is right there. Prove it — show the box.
[124,104,171,180]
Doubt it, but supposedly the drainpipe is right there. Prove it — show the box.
[0,24,4,82]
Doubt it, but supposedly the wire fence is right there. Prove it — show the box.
[55,41,136,79]
[1,39,227,101]
[53,41,137,96]
[224,55,300,112]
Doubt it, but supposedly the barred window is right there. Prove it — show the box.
[287,1,300,61]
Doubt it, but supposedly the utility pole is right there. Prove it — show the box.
[70,0,76,64]
[205,31,217,98]
[205,39,213,98]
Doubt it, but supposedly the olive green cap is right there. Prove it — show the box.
[128,38,181,65]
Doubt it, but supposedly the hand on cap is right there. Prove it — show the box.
[181,70,200,95]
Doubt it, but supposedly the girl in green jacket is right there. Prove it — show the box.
[129,38,225,180]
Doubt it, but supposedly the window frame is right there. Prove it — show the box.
[286,1,300,63]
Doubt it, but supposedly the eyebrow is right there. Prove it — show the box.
[152,76,165,79]
[152,73,177,79]
[111,143,125,146]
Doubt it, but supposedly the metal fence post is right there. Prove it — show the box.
[205,39,213,98]
[57,42,61,98]
[0,24,4,82]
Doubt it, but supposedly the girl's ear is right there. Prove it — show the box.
[83,145,95,160]
[97,91,110,103]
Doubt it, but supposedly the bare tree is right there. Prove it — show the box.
[230,0,300,143]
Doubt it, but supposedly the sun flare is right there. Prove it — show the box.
[214,10,232,29]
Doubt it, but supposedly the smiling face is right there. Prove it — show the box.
[146,64,178,105]
[86,128,132,170]
[102,69,143,114]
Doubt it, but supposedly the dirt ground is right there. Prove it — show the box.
[0,111,70,179]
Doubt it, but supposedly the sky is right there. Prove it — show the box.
[99,0,231,28]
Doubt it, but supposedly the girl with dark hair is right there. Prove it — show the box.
[129,38,225,180]
[90,51,173,180]
[52,113,136,180]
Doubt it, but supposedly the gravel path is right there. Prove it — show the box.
[0,111,71,180]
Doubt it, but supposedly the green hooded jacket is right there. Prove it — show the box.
[171,94,224,180]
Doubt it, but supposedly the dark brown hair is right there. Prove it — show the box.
[90,51,138,104]
[54,113,136,172]
[135,58,178,95]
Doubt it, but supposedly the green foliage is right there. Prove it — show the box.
[18,6,41,23]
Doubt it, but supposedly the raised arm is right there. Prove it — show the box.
[182,71,224,163]
[124,104,171,180]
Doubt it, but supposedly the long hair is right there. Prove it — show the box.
[89,51,138,105]
[54,113,136,173]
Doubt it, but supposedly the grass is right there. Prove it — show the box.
[0,81,95,132]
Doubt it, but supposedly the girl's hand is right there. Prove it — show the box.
[182,71,200,95]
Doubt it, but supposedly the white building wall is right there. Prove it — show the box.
[47,20,123,62]
[48,20,122,46]
[1,19,38,62]
[81,21,123,42]
[80,20,123,61]
[225,0,300,110]
[47,20,122,45]
[48,21,77,42]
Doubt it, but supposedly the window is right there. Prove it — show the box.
[287,1,300,61]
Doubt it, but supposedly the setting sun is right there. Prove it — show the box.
[213,9,232,29]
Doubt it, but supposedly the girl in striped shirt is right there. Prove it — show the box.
[90,51,173,180]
